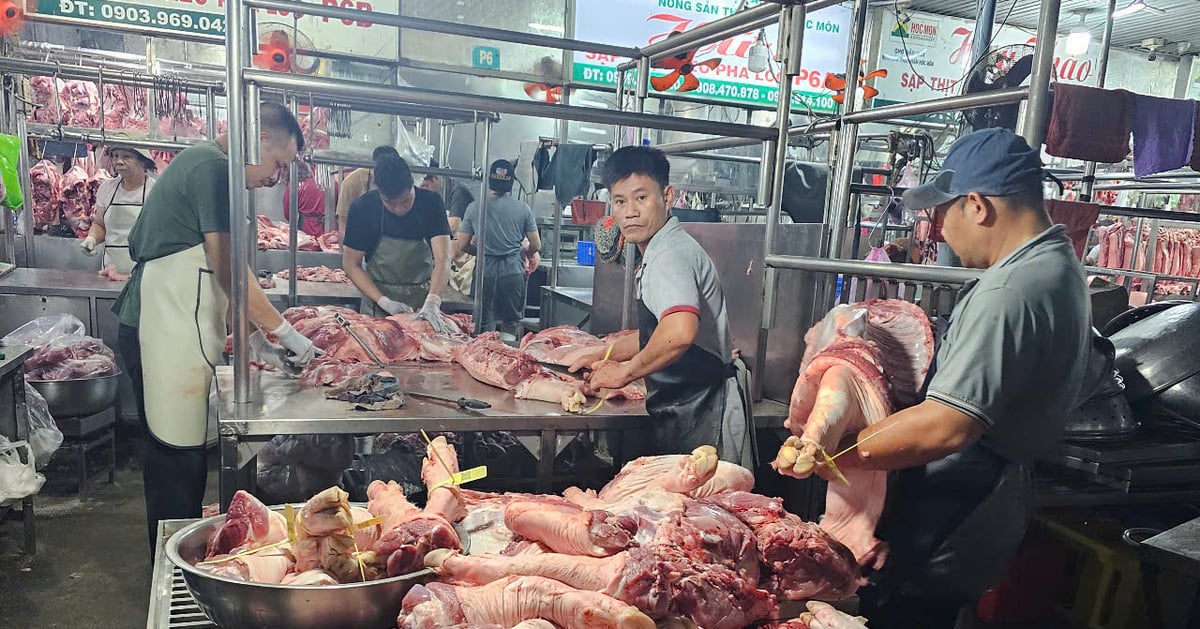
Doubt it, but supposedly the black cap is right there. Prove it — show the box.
[488,159,514,193]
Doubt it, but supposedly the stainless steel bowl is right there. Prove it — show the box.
[165,509,433,629]
[26,373,121,418]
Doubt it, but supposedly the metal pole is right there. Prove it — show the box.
[438,122,449,169]
[615,68,626,148]
[970,0,998,82]
[1021,0,1062,147]
[758,2,804,401]
[823,0,871,262]
[15,115,34,267]
[206,87,217,141]
[243,70,775,141]
[1,91,16,265]
[245,0,638,58]
[227,0,252,405]
[1079,0,1118,203]
[550,7,574,293]
[287,97,300,308]
[621,57,650,329]
[472,120,492,334]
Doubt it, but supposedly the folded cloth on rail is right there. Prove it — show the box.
[1132,94,1197,177]
[1045,199,1101,259]
[1045,83,1133,164]
[550,143,596,207]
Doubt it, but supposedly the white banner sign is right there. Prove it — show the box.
[873,9,1100,105]
[573,0,852,112]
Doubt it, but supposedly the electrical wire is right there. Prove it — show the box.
[892,0,1018,96]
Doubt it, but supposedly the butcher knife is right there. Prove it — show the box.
[407,390,492,410]
[536,360,577,375]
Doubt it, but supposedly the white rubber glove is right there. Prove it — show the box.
[270,320,321,367]
[417,294,453,334]
[80,236,99,256]
[376,296,409,315]
[248,330,300,377]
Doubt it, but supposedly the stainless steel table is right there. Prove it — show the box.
[215,365,654,507]
[0,346,35,554]
[540,285,593,329]
[148,517,212,629]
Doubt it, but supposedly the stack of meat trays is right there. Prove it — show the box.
[1050,427,1200,493]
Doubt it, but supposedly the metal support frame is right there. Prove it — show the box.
[227,0,252,406]
[1079,0,1119,203]
[287,97,300,308]
[472,120,493,334]
[1021,0,1062,147]
[620,57,651,329]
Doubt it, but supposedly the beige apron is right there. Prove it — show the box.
[359,207,434,316]
[101,178,147,275]
[138,243,228,448]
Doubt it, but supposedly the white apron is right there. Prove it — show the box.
[138,243,228,448]
[101,178,148,275]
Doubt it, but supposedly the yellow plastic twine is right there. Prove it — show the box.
[581,344,616,415]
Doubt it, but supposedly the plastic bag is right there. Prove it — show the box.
[0,438,45,503]
[1,314,86,348]
[800,303,868,368]
[255,435,355,504]
[852,246,894,299]
[395,123,434,169]
[0,133,24,209]
[24,384,62,469]
[24,334,118,380]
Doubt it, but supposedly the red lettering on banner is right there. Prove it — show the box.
[948,26,974,66]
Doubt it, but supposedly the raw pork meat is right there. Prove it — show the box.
[284,306,422,364]
[61,80,101,128]
[275,265,351,283]
[102,84,149,132]
[29,160,64,232]
[707,491,860,601]
[454,332,539,390]
[775,299,933,568]
[389,312,474,337]
[317,231,341,253]
[768,601,870,629]
[59,164,93,237]
[515,371,587,411]
[29,76,67,124]
[257,215,321,251]
[503,497,637,557]
[566,447,753,507]
[397,575,655,629]
[374,436,465,577]
[25,334,119,380]
[297,356,375,389]
[98,265,131,282]
[205,490,288,557]
[198,547,295,584]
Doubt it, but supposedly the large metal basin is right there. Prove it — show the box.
[165,509,433,629]
[26,373,120,418]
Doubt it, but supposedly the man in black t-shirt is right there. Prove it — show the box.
[342,154,454,332]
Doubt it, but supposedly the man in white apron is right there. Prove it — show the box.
[80,139,157,274]
[113,102,320,550]
[572,146,753,469]
[341,153,455,332]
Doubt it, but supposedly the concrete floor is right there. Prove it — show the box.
[0,456,218,629]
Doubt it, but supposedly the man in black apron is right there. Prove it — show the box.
[336,145,399,236]
[573,146,752,467]
[814,129,1091,628]
[342,153,454,331]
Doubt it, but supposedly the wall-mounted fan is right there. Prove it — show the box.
[253,27,321,75]
[962,44,1033,132]
[651,31,722,93]
[524,56,564,103]
[0,0,25,36]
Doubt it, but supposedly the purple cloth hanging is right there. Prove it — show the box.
[1132,94,1197,177]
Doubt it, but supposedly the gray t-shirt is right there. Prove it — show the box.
[926,224,1091,464]
[636,217,732,361]
[460,194,537,277]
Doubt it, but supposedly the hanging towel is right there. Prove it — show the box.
[1132,95,1197,177]
[1191,106,1200,173]
[1045,83,1133,163]
[1045,199,1101,259]
[550,143,596,208]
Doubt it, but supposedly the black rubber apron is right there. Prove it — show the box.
[637,299,737,457]
[864,309,1026,605]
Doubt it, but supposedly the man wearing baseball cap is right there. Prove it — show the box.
[454,159,541,331]
[815,128,1091,628]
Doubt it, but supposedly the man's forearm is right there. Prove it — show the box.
[345,264,384,303]
[838,401,984,472]
[608,331,640,362]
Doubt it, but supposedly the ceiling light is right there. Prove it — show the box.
[528,23,565,34]
[1064,13,1091,57]
[1113,0,1146,18]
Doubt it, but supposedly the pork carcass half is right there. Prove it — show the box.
[455,332,539,390]
[29,160,64,231]
[774,299,933,568]
[397,575,656,629]
[283,306,422,363]
[60,164,94,237]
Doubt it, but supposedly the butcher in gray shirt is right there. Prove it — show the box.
[818,129,1090,629]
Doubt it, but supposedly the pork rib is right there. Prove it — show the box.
[455,332,539,389]
[397,575,656,629]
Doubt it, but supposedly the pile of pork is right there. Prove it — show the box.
[772,299,934,570]
[197,438,867,629]
[27,155,110,235]
[1095,221,1200,296]
[26,76,228,138]
[257,215,341,252]
[289,310,645,413]
[275,265,351,284]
